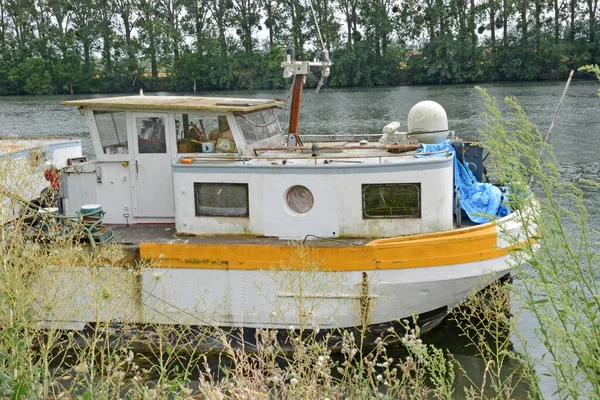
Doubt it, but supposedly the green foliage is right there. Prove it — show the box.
[477,86,600,398]
[0,0,596,93]
[496,44,541,81]
[579,64,600,96]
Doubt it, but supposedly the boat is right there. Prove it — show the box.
[1,138,82,220]
[0,52,535,346]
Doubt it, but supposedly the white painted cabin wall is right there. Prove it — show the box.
[71,105,455,234]
[61,163,97,215]
[172,157,454,239]
[63,161,131,222]
[94,161,133,224]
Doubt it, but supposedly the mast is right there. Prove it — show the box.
[282,48,332,146]
[288,73,305,146]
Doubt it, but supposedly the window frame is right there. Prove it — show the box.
[93,110,129,156]
[362,183,422,219]
[194,182,249,218]
[234,109,285,149]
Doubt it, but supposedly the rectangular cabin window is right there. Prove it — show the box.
[362,183,421,219]
[235,109,283,146]
[94,111,128,155]
[174,114,236,154]
[194,183,249,217]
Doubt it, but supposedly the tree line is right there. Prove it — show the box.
[0,0,598,95]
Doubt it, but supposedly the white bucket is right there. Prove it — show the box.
[201,141,216,153]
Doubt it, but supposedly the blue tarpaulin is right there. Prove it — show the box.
[419,141,510,224]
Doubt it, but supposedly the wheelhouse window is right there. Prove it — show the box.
[235,109,284,146]
[94,111,128,154]
[135,116,166,153]
[362,183,421,218]
[174,113,235,154]
[194,183,249,217]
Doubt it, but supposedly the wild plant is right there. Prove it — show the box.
[194,246,457,399]
[452,280,532,399]
[477,86,600,398]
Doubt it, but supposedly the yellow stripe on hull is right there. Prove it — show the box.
[140,222,515,271]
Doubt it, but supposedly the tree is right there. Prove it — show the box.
[97,0,114,72]
[585,0,598,53]
[113,0,139,73]
[360,0,395,58]
[69,0,98,74]
[338,0,359,48]
[308,0,340,50]
[232,0,261,53]
[137,0,161,77]
[280,0,306,55]
[181,0,210,54]
[262,0,285,47]
[206,0,232,58]
[157,0,184,62]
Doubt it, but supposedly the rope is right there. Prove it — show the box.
[308,0,326,50]
[528,70,574,188]
[0,184,114,253]
[306,74,356,109]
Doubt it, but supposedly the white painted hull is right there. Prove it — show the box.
[33,211,528,332]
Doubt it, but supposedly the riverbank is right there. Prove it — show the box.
[1,70,592,97]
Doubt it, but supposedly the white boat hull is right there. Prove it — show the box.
[32,210,530,333]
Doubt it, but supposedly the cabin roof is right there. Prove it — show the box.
[60,95,285,113]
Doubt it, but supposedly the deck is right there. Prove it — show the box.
[112,224,371,247]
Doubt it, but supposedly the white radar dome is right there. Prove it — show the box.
[407,100,450,144]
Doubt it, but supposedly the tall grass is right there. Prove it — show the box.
[477,86,600,398]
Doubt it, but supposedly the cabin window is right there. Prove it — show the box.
[94,111,128,154]
[286,185,314,214]
[194,183,249,217]
[175,114,235,153]
[135,116,166,153]
[362,183,421,218]
[235,109,283,145]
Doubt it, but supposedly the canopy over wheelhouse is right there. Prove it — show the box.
[60,95,284,113]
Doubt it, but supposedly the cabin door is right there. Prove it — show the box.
[130,112,175,217]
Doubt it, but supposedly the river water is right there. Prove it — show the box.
[1,80,599,398]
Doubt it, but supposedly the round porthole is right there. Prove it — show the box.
[286,185,314,214]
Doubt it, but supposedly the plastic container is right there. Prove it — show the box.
[201,141,216,153]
